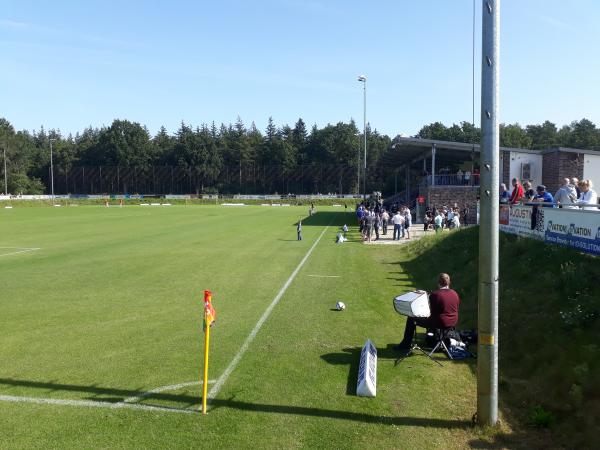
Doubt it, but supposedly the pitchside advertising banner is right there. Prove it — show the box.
[499,205,600,256]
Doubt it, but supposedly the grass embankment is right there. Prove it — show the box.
[389,227,600,448]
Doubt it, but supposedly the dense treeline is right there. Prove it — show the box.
[0,116,598,194]
[417,118,600,150]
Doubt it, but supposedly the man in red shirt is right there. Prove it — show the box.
[509,178,524,204]
[394,273,460,351]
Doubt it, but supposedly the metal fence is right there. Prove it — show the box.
[44,164,361,196]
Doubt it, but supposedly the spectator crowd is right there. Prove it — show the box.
[503,177,598,210]
[355,200,413,242]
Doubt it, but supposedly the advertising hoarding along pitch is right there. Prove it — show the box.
[499,205,600,256]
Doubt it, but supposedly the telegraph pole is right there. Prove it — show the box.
[477,0,500,426]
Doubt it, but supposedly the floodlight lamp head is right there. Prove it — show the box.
[357,75,366,82]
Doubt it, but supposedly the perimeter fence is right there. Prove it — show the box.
[42,164,363,196]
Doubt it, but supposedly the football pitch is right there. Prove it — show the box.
[0,205,480,449]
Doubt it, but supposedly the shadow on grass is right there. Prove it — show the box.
[297,211,352,227]
[0,377,470,429]
[319,344,458,395]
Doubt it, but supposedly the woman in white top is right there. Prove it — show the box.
[577,180,598,211]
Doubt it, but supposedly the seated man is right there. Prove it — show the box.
[394,273,460,352]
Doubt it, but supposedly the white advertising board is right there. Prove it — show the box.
[499,205,544,239]
[356,339,377,397]
[500,205,600,256]
[543,209,600,256]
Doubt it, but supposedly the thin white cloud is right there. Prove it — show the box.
[278,0,345,16]
[0,19,29,28]
[0,17,147,50]
[0,19,55,33]
[538,15,576,32]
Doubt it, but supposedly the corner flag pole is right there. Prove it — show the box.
[202,290,215,414]
[477,0,500,426]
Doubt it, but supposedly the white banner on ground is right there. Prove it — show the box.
[356,339,377,397]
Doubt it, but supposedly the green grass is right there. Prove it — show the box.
[4,205,591,448]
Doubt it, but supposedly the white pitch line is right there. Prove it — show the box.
[0,394,195,414]
[122,380,215,404]
[207,224,331,403]
[307,275,340,278]
[0,380,216,415]
[0,247,40,257]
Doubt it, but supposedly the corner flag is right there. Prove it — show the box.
[202,290,215,414]
[204,290,216,330]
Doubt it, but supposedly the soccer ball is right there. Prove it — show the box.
[336,301,346,311]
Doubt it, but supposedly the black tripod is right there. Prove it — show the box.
[395,341,443,366]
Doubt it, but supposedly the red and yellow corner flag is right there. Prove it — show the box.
[204,290,216,330]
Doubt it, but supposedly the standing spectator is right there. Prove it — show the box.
[509,178,524,204]
[424,210,433,232]
[572,177,581,198]
[473,167,480,185]
[452,211,460,228]
[297,221,302,241]
[381,209,389,235]
[434,211,443,234]
[447,208,455,228]
[577,180,598,210]
[456,169,463,185]
[464,170,471,186]
[522,181,535,202]
[366,210,375,242]
[534,185,555,207]
[500,183,510,203]
[461,204,469,226]
[554,178,578,209]
[356,205,365,232]
[403,207,412,240]
[392,210,404,241]
[374,212,381,240]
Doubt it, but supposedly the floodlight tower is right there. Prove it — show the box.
[49,138,56,200]
[3,146,7,195]
[358,75,367,199]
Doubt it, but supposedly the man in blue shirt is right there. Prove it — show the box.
[534,185,556,207]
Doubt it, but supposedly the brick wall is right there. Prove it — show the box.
[420,186,479,225]
[542,151,584,194]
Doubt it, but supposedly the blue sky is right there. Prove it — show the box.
[1,0,599,138]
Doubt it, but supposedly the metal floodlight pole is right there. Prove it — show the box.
[3,146,7,195]
[477,0,500,426]
[49,138,56,200]
[357,144,360,196]
[358,75,367,199]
